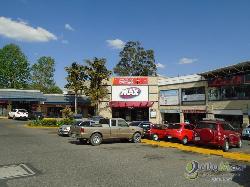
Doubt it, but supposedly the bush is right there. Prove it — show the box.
[56,118,75,126]
[28,118,75,127]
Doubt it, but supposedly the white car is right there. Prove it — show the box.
[242,125,250,140]
[8,109,29,120]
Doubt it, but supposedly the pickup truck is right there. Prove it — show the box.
[70,118,143,146]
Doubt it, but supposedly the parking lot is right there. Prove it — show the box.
[0,119,250,187]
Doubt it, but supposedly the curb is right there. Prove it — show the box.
[24,124,58,129]
[142,139,250,162]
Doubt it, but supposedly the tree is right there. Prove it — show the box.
[31,56,62,93]
[114,41,157,76]
[0,44,30,88]
[65,62,87,114]
[84,58,112,115]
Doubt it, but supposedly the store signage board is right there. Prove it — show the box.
[113,77,148,85]
[159,90,179,106]
[182,94,205,101]
[208,75,243,87]
[112,86,148,101]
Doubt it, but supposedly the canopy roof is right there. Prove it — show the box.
[199,61,250,79]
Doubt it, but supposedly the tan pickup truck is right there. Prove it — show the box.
[70,118,143,146]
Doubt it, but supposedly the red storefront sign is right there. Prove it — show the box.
[112,77,148,85]
[182,110,206,113]
[109,101,153,108]
[208,75,243,87]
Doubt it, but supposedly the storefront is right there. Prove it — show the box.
[109,77,153,122]
[42,94,91,118]
[0,89,46,116]
[160,109,180,123]
[213,109,243,128]
[183,110,206,124]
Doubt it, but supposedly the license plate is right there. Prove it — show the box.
[195,137,200,141]
[168,136,172,139]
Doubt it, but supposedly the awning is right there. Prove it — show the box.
[109,101,154,108]
[213,110,243,115]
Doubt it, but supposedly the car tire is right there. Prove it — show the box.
[132,132,142,143]
[8,115,11,119]
[151,134,159,141]
[223,139,229,152]
[182,136,188,145]
[90,133,102,146]
[236,139,242,148]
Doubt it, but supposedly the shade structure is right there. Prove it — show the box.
[109,101,154,108]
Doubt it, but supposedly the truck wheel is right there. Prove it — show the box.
[90,133,102,146]
[151,134,159,141]
[182,136,188,145]
[236,139,242,148]
[132,132,141,143]
[223,139,229,152]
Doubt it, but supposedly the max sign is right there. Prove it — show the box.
[120,87,141,99]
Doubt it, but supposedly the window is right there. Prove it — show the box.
[118,120,128,127]
[167,123,181,129]
[129,122,141,126]
[222,123,234,131]
[196,122,217,130]
[111,120,116,127]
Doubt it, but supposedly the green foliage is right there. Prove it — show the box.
[28,118,75,127]
[65,62,87,114]
[31,56,62,93]
[113,41,157,76]
[56,118,75,126]
[83,58,112,115]
[60,106,74,119]
[0,43,30,88]
[65,62,87,93]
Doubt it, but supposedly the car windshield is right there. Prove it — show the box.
[79,121,93,126]
[130,122,142,126]
[197,122,217,130]
[167,123,181,129]
[19,109,27,113]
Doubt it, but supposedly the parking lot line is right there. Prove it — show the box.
[141,139,250,162]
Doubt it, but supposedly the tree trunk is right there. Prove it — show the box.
[74,93,77,114]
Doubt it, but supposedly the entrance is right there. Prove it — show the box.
[214,114,243,128]
[164,113,180,123]
[112,108,149,122]
[11,101,38,112]
[184,113,206,125]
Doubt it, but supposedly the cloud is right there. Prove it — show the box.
[61,39,69,44]
[0,17,57,42]
[156,63,165,69]
[178,57,197,64]
[65,24,74,31]
[106,39,125,49]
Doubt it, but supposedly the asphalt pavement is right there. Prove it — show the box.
[0,119,249,187]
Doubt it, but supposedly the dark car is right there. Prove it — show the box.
[194,119,242,152]
[129,121,153,138]
[28,111,44,120]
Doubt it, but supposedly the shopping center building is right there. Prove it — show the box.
[0,61,250,127]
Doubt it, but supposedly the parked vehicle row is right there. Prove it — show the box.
[131,118,243,152]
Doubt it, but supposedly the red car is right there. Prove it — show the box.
[165,123,195,145]
[150,124,168,140]
[194,119,242,152]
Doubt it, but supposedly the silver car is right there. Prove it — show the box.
[242,125,250,139]
[58,124,72,136]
